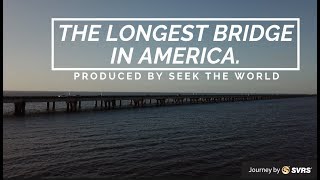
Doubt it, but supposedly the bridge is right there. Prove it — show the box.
[3,94,314,116]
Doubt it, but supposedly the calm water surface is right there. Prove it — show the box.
[3,97,317,178]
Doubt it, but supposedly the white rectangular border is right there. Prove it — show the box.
[51,18,300,71]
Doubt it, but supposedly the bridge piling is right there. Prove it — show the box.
[66,102,70,112]
[14,102,26,116]
[112,100,116,109]
[104,101,107,110]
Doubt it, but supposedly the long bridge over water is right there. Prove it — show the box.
[3,94,314,116]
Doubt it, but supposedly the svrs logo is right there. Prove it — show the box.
[281,166,290,174]
[291,167,312,174]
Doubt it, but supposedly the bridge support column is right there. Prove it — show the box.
[66,102,70,112]
[70,102,74,112]
[78,101,81,109]
[47,102,50,111]
[70,102,73,112]
[14,102,26,116]
[109,101,113,109]
[111,100,116,109]
[161,99,166,105]
[52,102,55,111]
[72,101,78,112]
[104,101,108,109]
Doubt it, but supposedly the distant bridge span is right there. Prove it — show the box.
[3,94,314,116]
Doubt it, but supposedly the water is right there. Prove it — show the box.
[3,97,317,178]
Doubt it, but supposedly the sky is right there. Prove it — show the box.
[3,0,317,94]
